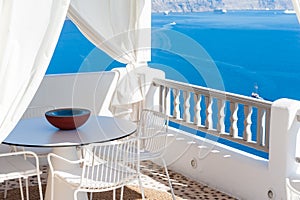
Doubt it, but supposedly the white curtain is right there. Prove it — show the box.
[0,0,70,142]
[292,0,300,23]
[68,0,151,120]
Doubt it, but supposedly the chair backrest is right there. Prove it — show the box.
[137,109,169,157]
[79,138,139,190]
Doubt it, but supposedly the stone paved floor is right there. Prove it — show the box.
[139,161,237,200]
[0,161,237,200]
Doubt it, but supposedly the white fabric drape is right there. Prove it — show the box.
[292,0,300,23]
[0,0,70,142]
[68,0,151,120]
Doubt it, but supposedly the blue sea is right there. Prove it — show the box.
[48,11,300,102]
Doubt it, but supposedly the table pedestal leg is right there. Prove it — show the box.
[45,147,88,200]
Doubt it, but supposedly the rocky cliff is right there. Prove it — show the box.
[152,0,294,13]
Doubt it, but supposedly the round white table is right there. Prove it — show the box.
[4,115,136,147]
[3,115,136,200]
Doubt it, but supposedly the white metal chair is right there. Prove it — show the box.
[0,144,15,199]
[136,109,176,200]
[47,138,144,200]
[0,151,43,200]
[2,106,52,199]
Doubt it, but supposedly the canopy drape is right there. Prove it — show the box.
[292,0,300,23]
[68,0,151,120]
[0,0,70,142]
[0,0,151,142]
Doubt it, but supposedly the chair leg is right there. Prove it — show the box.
[18,178,25,200]
[162,158,176,200]
[74,190,78,200]
[138,173,145,200]
[4,180,8,199]
[113,189,116,200]
[36,171,44,200]
[120,186,124,200]
[25,178,29,200]
[50,175,54,200]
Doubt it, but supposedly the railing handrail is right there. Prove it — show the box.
[152,78,273,154]
[153,78,273,108]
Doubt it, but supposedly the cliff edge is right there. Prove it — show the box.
[152,0,294,13]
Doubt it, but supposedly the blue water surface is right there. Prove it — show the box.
[150,11,300,101]
[48,11,300,102]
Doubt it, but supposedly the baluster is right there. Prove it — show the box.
[205,96,213,129]
[173,89,180,119]
[194,93,201,126]
[183,91,191,122]
[264,109,271,149]
[164,87,169,114]
[161,86,166,113]
[261,109,266,146]
[159,85,164,113]
[217,99,225,134]
[230,102,238,138]
[256,108,266,146]
[243,105,253,142]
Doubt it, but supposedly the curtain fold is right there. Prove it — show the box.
[292,0,300,23]
[68,0,151,120]
[0,0,70,142]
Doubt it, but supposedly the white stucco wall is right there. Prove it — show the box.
[160,98,300,199]
[28,71,119,116]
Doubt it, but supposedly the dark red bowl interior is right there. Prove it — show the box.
[45,108,91,130]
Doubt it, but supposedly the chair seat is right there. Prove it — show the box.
[0,155,39,182]
[19,147,52,156]
[0,144,11,153]
[139,150,162,161]
[54,163,138,190]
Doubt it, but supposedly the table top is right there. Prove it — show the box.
[3,116,136,148]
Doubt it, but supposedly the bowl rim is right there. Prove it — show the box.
[45,108,91,117]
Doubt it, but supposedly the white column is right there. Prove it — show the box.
[142,67,166,111]
[268,98,300,199]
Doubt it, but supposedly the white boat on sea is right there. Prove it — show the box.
[214,9,227,14]
[2,1,300,200]
[164,10,170,15]
[284,9,296,14]
[251,92,263,100]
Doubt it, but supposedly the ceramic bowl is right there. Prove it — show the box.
[45,108,91,130]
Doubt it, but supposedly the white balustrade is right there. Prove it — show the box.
[153,78,272,153]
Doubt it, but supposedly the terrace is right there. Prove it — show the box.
[1,0,300,199]
[1,70,298,199]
